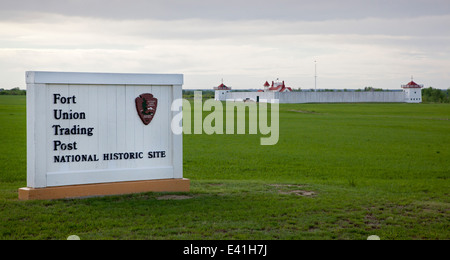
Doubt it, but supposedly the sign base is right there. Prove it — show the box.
[18,178,190,200]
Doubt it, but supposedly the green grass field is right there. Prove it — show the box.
[0,95,449,240]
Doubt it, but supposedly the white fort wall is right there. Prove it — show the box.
[222,91,405,103]
[276,91,405,103]
[225,91,275,102]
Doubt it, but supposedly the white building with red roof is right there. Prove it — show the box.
[264,80,293,92]
[214,83,231,101]
[401,79,423,103]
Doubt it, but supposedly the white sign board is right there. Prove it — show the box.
[26,71,183,188]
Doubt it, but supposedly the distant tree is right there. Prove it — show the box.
[422,87,449,103]
[364,86,383,92]
[182,90,195,99]
[0,87,26,95]
[202,90,215,99]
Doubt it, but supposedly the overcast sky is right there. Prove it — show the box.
[1,0,449,89]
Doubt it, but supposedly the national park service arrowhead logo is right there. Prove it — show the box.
[135,93,158,125]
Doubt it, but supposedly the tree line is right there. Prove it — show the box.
[2,87,449,103]
[0,87,26,95]
[182,90,215,99]
[422,87,450,103]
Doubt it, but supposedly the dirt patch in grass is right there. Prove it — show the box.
[206,183,225,186]
[268,184,307,188]
[268,184,316,197]
[157,195,193,200]
[278,190,316,197]
[364,213,381,230]
[289,110,323,114]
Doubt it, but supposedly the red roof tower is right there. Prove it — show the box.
[214,83,231,90]
[402,77,423,89]
[402,81,423,88]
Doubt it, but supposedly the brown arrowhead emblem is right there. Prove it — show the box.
[135,93,158,125]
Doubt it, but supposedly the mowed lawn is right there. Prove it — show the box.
[0,95,449,240]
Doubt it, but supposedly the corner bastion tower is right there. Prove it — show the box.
[214,83,231,101]
[401,78,423,103]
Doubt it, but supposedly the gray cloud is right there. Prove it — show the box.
[1,0,450,21]
[1,0,449,90]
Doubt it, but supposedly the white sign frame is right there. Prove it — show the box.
[26,71,183,188]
